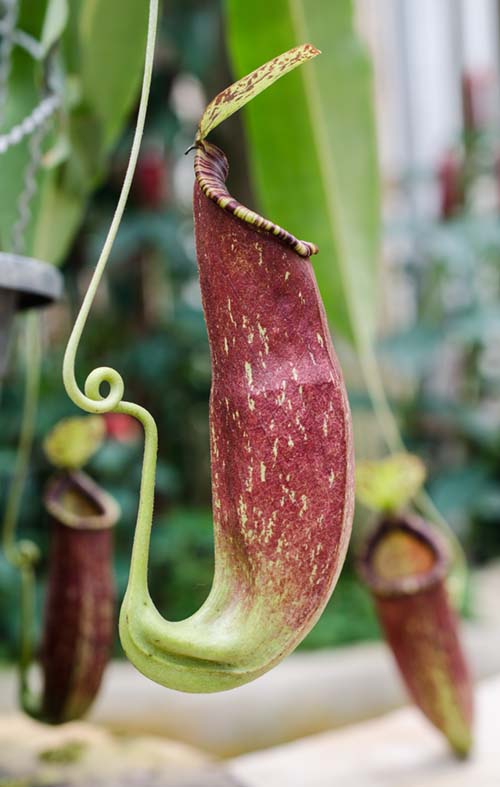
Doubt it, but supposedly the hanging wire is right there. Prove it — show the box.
[0,0,19,125]
[12,122,45,252]
[0,0,60,156]
[0,93,59,154]
[0,23,43,61]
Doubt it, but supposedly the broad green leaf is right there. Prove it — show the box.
[41,0,69,54]
[79,0,149,147]
[197,43,319,141]
[18,0,49,37]
[225,0,380,345]
[31,171,85,265]
[61,0,83,73]
[356,454,427,514]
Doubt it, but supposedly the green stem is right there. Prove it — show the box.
[19,561,37,714]
[359,336,405,456]
[118,401,158,592]
[2,312,41,568]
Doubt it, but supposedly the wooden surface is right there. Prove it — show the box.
[229,675,500,787]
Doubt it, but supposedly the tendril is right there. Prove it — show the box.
[63,0,159,418]
[62,0,160,608]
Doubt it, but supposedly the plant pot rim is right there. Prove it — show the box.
[358,513,450,598]
[0,252,63,309]
[44,470,120,531]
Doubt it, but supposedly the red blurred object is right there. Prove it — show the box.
[133,147,169,209]
[461,70,495,133]
[437,150,464,220]
[104,413,141,443]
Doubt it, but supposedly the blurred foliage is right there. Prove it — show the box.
[380,76,500,564]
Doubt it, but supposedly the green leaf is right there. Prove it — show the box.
[225,0,380,344]
[61,0,84,73]
[197,43,320,141]
[40,0,69,54]
[18,0,49,37]
[31,171,85,265]
[79,0,150,147]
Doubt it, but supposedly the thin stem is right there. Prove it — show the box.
[19,561,37,713]
[2,312,41,567]
[359,338,405,456]
[119,402,158,592]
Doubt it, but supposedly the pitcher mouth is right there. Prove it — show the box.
[358,514,450,598]
[44,470,120,530]
[194,140,319,258]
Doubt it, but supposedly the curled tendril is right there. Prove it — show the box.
[84,367,124,412]
[63,0,158,420]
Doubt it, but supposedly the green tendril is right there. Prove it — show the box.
[62,0,159,595]
[63,0,158,419]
